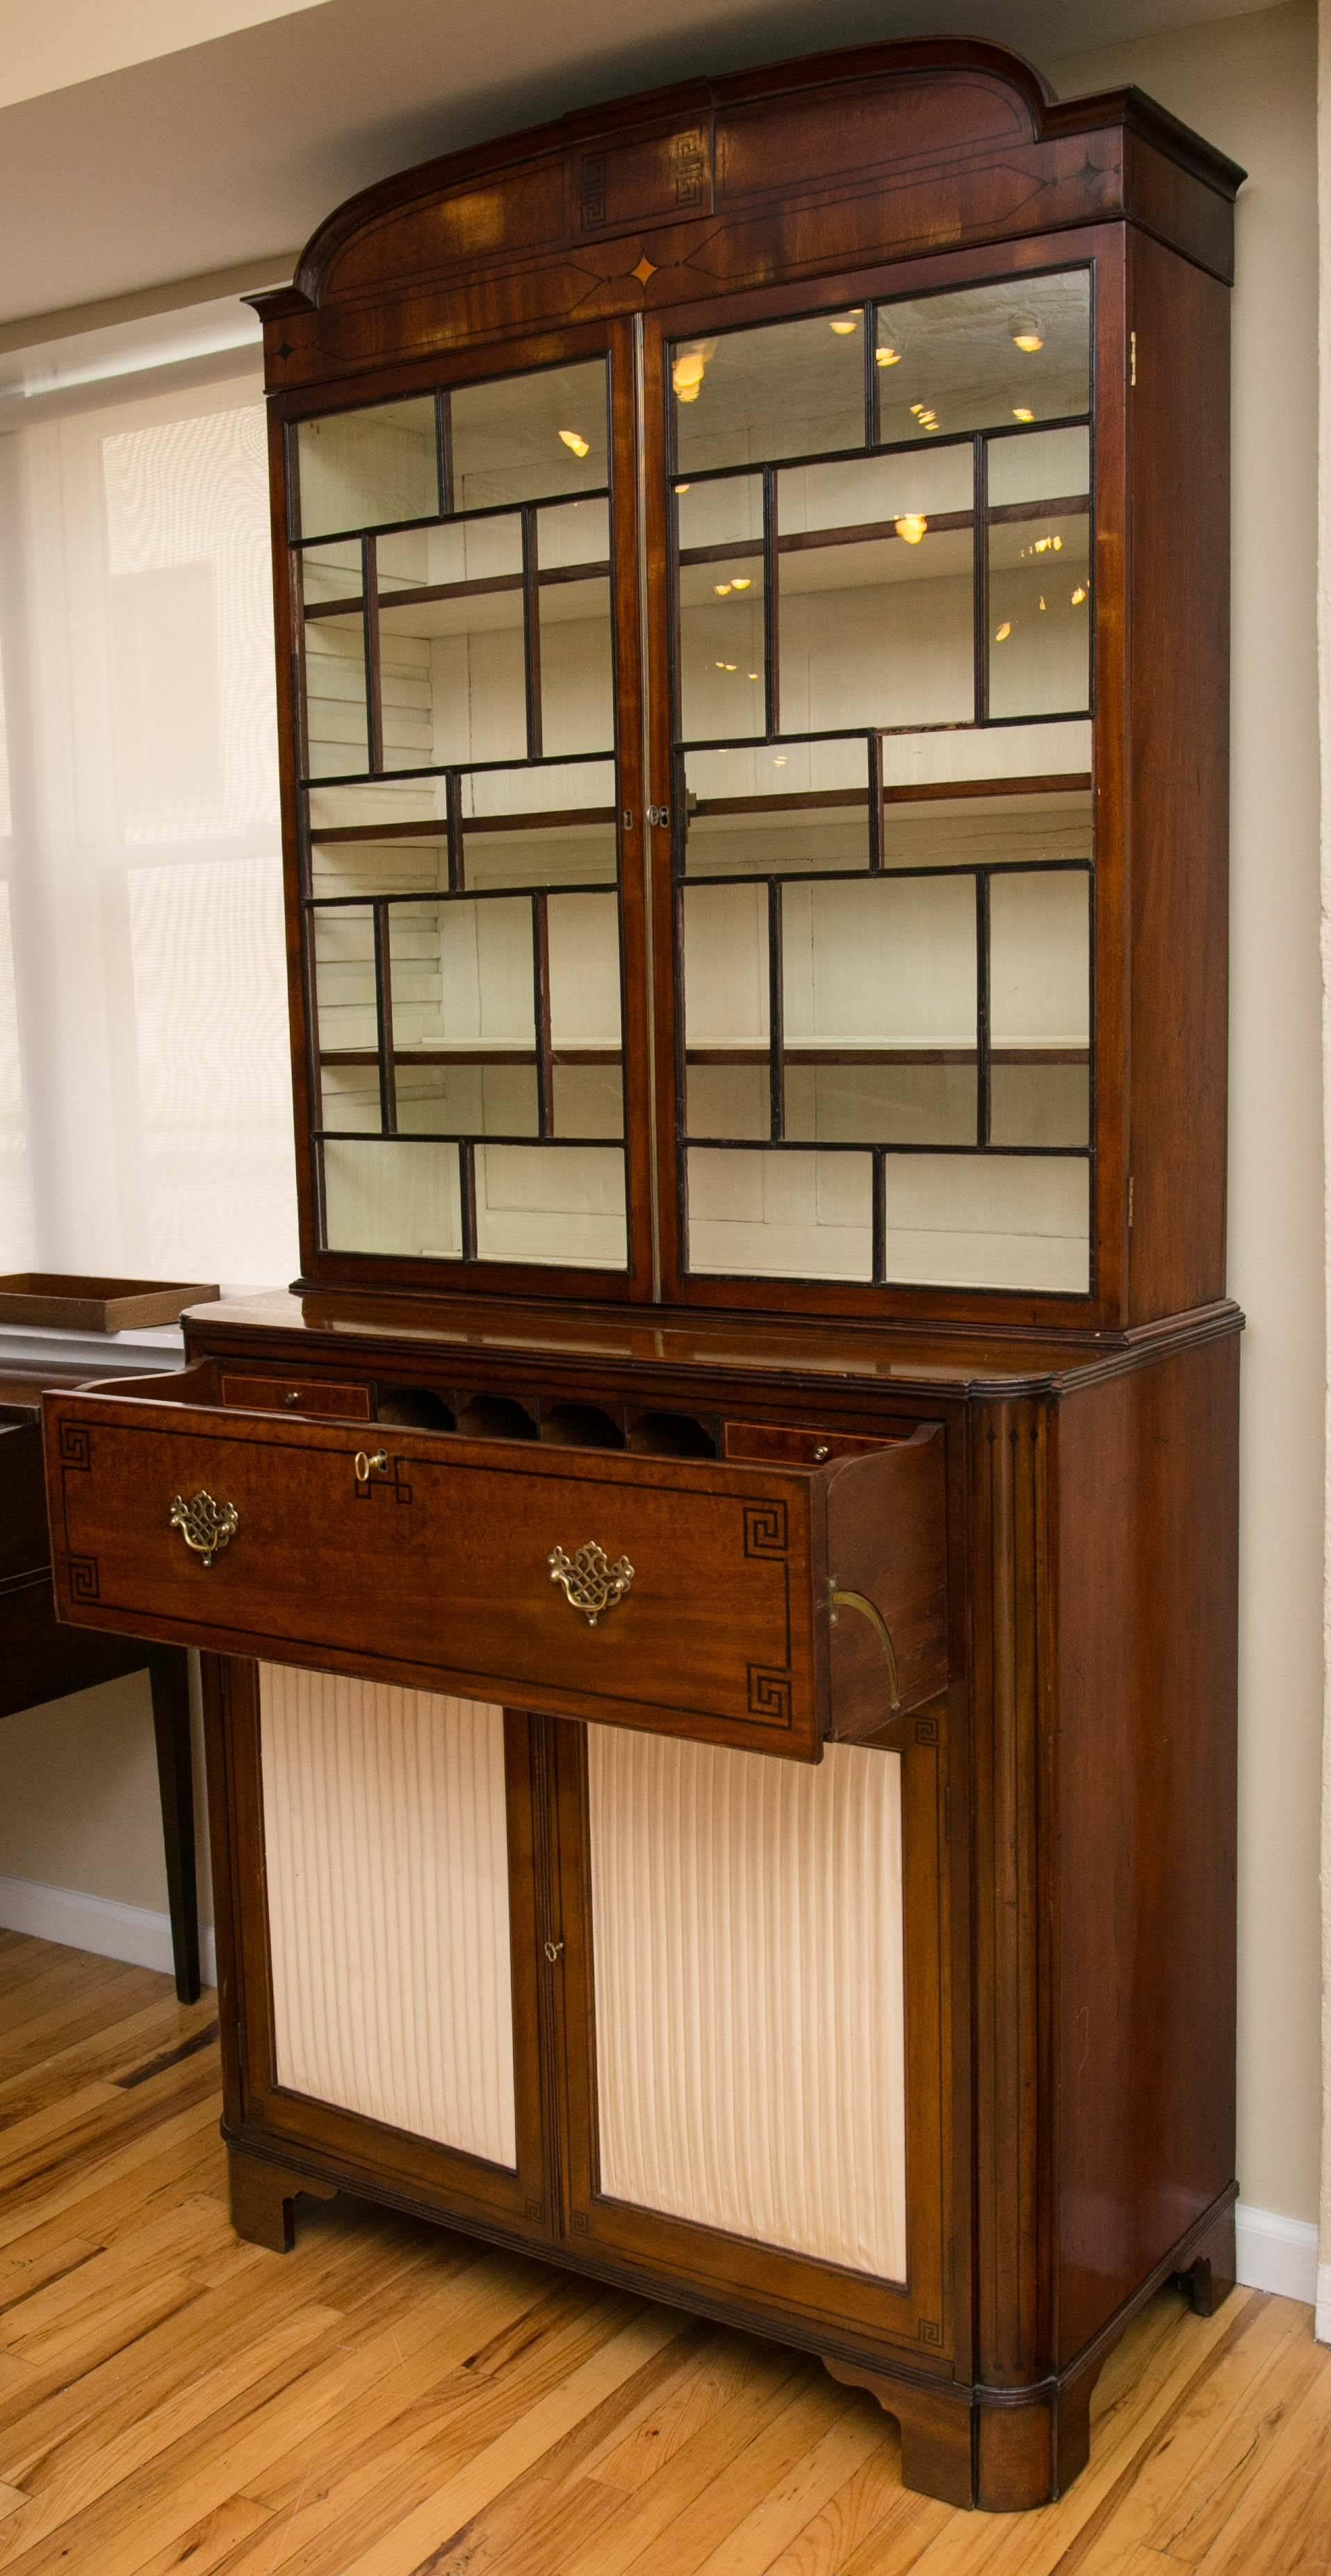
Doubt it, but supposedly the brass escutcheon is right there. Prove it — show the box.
[170,1491,238,1568]
[548,1540,634,1626]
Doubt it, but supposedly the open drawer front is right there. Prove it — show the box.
[42,1367,947,1760]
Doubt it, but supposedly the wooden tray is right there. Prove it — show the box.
[0,1274,219,1333]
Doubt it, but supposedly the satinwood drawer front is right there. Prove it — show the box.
[42,1387,945,1759]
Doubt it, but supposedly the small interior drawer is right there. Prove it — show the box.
[724,1422,891,1468]
[42,1375,947,1762]
[220,1372,372,1420]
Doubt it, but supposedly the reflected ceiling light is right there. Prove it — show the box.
[830,315,859,336]
[894,514,929,545]
[1038,595,1048,612]
[1013,327,1045,353]
[773,755,788,766]
[715,582,733,596]
[715,659,727,668]
[724,662,737,671]
[673,345,711,402]
[1012,406,1035,423]
[558,429,590,457]
[910,402,926,416]
[676,481,691,493]
[876,343,904,366]
[995,621,1013,641]
[1033,533,1063,554]
[731,575,752,591]
[1071,584,1088,605]
[748,671,760,680]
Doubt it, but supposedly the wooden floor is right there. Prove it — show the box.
[0,1932,1326,2576]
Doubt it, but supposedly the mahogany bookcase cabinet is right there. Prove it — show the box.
[42,41,1243,2512]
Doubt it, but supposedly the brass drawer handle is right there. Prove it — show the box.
[354,1450,389,1483]
[831,1587,901,1710]
[548,1540,634,1627]
[170,1491,239,1568]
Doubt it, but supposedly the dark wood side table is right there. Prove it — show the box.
[0,1365,199,2003]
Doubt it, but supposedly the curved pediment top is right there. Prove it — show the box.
[252,37,1243,334]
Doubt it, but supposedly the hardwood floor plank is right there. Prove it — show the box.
[0,1938,1327,2576]
[333,2308,689,2576]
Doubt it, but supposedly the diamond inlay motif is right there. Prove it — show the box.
[632,255,658,286]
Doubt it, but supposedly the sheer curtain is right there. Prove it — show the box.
[0,361,299,1288]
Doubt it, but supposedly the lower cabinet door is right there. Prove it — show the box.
[220,1660,551,2232]
[553,1714,954,2358]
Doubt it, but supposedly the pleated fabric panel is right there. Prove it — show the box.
[588,1729,906,2281]
[259,1664,516,2167]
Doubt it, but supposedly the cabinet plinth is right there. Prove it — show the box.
[41,35,1241,2512]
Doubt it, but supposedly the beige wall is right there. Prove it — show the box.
[0,1667,213,1926]
[1052,0,1323,2235]
[0,0,1320,2226]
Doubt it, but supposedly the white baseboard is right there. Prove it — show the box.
[0,1871,216,1990]
[1236,2201,1319,2304]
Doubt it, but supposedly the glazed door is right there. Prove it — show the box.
[644,250,1115,1324]
[281,318,653,1300]
[552,1709,955,2361]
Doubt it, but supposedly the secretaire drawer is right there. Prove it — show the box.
[42,1381,947,1760]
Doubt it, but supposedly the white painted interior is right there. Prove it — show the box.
[588,1725,908,2279]
[259,1664,517,2166]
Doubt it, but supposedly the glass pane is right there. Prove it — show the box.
[462,759,617,889]
[552,1063,623,1139]
[378,515,525,769]
[301,540,361,606]
[312,904,377,1054]
[990,1062,1089,1148]
[678,475,766,742]
[687,1148,872,1281]
[874,273,1091,445]
[673,310,866,472]
[538,503,613,757]
[548,891,621,1053]
[302,609,366,780]
[317,1060,382,1134]
[460,757,616,823]
[988,508,1091,719]
[783,878,977,1049]
[684,881,769,1051]
[389,896,534,1057]
[395,1063,539,1137]
[785,1063,976,1145]
[879,717,1091,789]
[778,452,973,734]
[686,1063,769,1140]
[475,1145,626,1266]
[879,787,1093,873]
[307,777,448,832]
[988,869,1090,1149]
[682,739,869,878]
[880,1152,1088,1293]
[322,1138,462,1256]
[296,397,439,539]
[988,425,1090,509]
[450,361,608,511]
[310,835,451,899]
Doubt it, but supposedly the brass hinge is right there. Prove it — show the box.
[1130,329,1137,388]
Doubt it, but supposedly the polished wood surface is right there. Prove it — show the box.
[44,1376,946,1759]
[0,1400,200,2008]
[0,1930,1323,2575]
